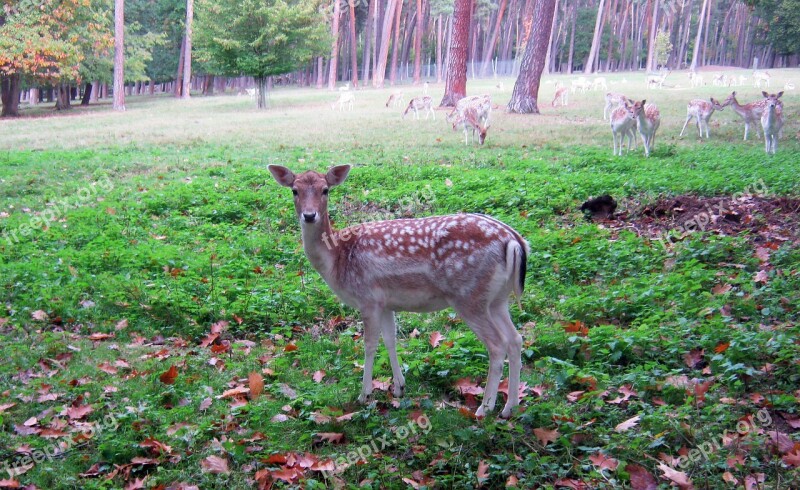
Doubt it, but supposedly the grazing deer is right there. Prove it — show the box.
[402,96,435,120]
[631,100,660,157]
[385,91,405,108]
[610,102,638,156]
[447,94,492,126]
[551,86,568,107]
[761,91,784,154]
[592,77,608,91]
[332,92,355,111]
[752,71,771,88]
[571,77,591,94]
[724,91,783,141]
[784,82,795,91]
[268,165,529,418]
[646,70,670,89]
[459,107,491,145]
[679,98,726,139]
[603,92,629,120]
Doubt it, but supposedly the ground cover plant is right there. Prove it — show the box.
[0,72,799,489]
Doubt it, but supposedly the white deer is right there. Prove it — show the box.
[603,92,630,121]
[688,71,704,87]
[761,91,784,154]
[679,98,726,139]
[752,71,771,88]
[268,165,529,418]
[631,99,661,157]
[332,92,355,111]
[610,102,638,156]
[724,91,783,141]
[571,77,591,94]
[402,96,435,120]
[592,77,608,91]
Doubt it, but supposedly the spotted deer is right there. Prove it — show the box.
[679,98,726,139]
[724,91,783,141]
[603,92,630,120]
[551,86,568,107]
[761,91,784,154]
[460,107,491,145]
[752,71,771,88]
[268,165,529,418]
[402,96,435,120]
[631,100,660,157]
[610,102,637,156]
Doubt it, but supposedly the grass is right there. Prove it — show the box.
[0,70,799,489]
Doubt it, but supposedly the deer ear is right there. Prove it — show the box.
[762,91,769,98]
[326,165,351,187]
[269,165,295,188]
[777,91,784,98]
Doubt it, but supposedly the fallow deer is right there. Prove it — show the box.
[460,107,490,145]
[447,95,492,144]
[332,92,354,111]
[268,165,529,418]
[631,100,661,157]
[752,71,771,88]
[386,91,404,109]
[610,102,637,156]
[761,91,784,154]
[402,96,435,120]
[679,98,726,139]
[603,93,629,121]
[552,86,568,107]
[724,91,783,141]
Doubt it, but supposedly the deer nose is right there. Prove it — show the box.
[302,212,317,223]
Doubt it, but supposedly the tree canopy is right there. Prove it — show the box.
[194,0,329,108]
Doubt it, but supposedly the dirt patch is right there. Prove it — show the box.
[600,195,800,246]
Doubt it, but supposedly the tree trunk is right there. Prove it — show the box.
[113,0,125,111]
[584,0,607,74]
[256,76,269,109]
[55,84,71,110]
[29,87,39,106]
[645,0,660,71]
[480,0,508,76]
[348,0,360,88]
[508,0,556,113]
[436,14,444,82]
[0,74,22,117]
[362,0,375,81]
[175,36,185,97]
[689,0,709,71]
[388,0,404,84]
[328,0,342,89]
[373,0,398,88]
[701,0,712,66]
[544,0,560,74]
[81,83,92,105]
[441,0,471,107]
[182,0,193,99]
[413,0,424,84]
[567,5,576,73]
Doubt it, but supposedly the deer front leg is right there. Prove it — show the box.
[358,309,382,404]
[380,310,405,397]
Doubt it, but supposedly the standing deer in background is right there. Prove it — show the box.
[688,71,704,87]
[761,91,784,154]
[679,98,726,139]
[448,95,492,144]
[724,91,783,141]
[268,165,529,418]
[459,107,491,145]
[551,86,568,107]
[610,102,637,156]
[631,100,660,157]
[332,92,355,111]
[603,93,629,120]
[752,71,771,88]
[402,96,435,120]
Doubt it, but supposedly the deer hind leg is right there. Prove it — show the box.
[492,301,522,418]
[380,310,405,397]
[680,115,692,137]
[457,305,509,418]
[358,308,383,403]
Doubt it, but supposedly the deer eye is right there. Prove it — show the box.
[292,189,298,196]
[322,188,329,196]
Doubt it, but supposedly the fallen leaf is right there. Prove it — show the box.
[66,404,94,420]
[200,455,229,474]
[657,463,693,489]
[312,370,325,383]
[248,372,264,400]
[711,283,732,295]
[429,331,443,348]
[683,348,704,369]
[314,432,345,444]
[159,365,178,385]
[533,427,559,445]
[627,463,658,490]
[782,449,800,467]
[714,342,730,354]
[477,460,489,483]
[615,415,640,432]
[754,269,769,284]
[589,452,619,470]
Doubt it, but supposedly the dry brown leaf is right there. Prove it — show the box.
[429,331,443,348]
[658,463,693,489]
[589,452,619,470]
[200,455,230,474]
[627,463,658,490]
[532,427,559,445]
[615,415,641,432]
[312,370,325,383]
[159,365,178,385]
[477,460,489,483]
[754,269,769,283]
[711,283,732,295]
[248,372,264,400]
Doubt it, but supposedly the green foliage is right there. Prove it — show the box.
[194,0,330,79]
[654,29,672,67]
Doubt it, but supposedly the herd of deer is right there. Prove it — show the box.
[608,89,785,155]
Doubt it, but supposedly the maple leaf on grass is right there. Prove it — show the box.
[658,463,693,489]
[589,452,619,471]
[159,365,178,385]
[314,432,345,445]
[429,331,443,348]
[626,463,658,490]
[533,427,559,445]
[248,372,264,400]
[782,449,800,467]
[614,415,640,432]
[477,460,489,483]
[312,370,325,383]
[66,403,93,420]
[201,455,230,474]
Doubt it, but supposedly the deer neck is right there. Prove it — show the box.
[300,213,337,277]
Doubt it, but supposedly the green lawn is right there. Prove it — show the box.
[0,72,799,489]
